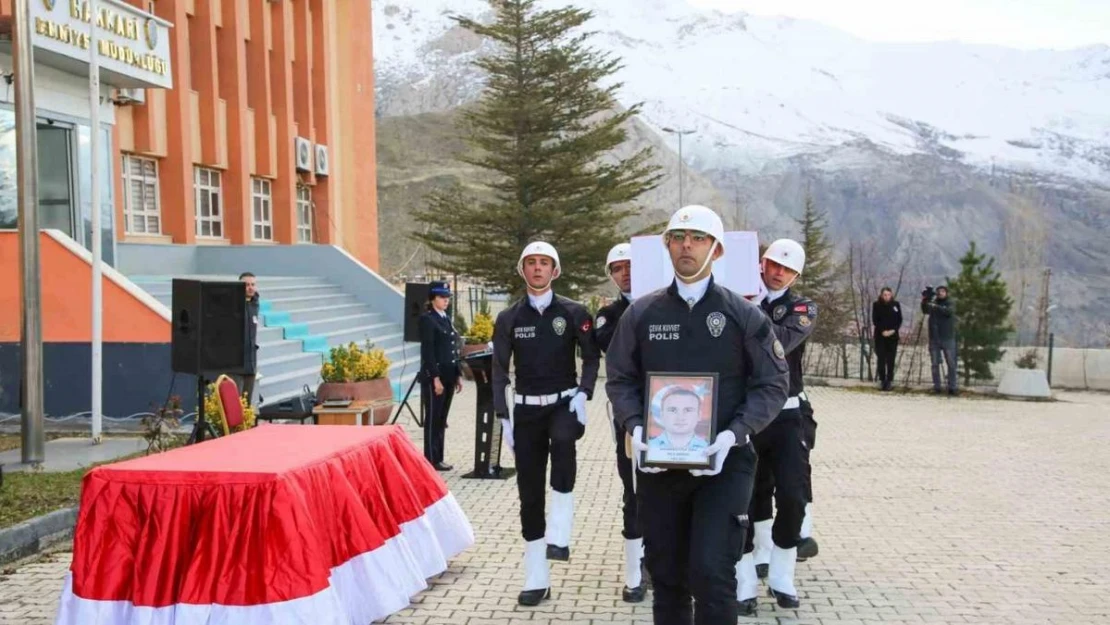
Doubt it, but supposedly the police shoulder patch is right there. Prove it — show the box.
[793,303,808,313]
[773,339,786,360]
[807,303,818,318]
[596,316,607,328]
[580,319,592,333]
[798,315,811,327]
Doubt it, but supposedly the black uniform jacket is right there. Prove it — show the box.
[605,278,789,443]
[419,309,461,383]
[491,293,601,417]
[594,294,631,353]
[762,289,817,398]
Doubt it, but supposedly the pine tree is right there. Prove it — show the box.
[792,192,847,346]
[946,241,1014,384]
[794,192,835,296]
[410,0,661,300]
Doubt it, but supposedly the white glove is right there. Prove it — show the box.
[631,426,666,474]
[690,430,738,477]
[570,392,588,426]
[500,419,514,455]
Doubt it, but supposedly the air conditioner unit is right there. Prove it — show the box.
[294,136,312,172]
[314,144,329,176]
[110,87,146,105]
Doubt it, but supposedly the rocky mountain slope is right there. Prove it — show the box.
[371,0,1110,346]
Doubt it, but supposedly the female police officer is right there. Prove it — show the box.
[606,205,789,625]
[491,241,600,606]
[419,280,462,471]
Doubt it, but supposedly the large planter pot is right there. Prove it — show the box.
[316,379,395,425]
[317,378,392,402]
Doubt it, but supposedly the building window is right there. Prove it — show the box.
[123,155,160,235]
[296,185,313,243]
[251,178,273,241]
[194,167,222,238]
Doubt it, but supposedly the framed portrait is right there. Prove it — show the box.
[640,372,720,470]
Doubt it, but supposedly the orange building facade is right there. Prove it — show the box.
[114,0,380,269]
[0,0,381,270]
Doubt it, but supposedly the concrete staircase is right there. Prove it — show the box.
[128,274,419,407]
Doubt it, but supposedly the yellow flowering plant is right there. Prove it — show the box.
[466,312,494,345]
[321,341,391,382]
[204,380,257,435]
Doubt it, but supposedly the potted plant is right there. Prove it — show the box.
[461,311,494,357]
[317,341,394,424]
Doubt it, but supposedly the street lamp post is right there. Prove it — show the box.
[660,126,696,208]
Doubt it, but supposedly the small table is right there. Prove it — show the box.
[313,400,376,426]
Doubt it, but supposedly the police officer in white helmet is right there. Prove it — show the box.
[606,205,789,624]
[492,241,601,606]
[735,238,818,615]
[594,242,648,603]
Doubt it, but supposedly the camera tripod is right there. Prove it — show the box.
[900,314,926,389]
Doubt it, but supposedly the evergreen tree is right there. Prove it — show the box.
[794,192,835,297]
[410,0,661,300]
[947,241,1014,384]
[792,192,847,346]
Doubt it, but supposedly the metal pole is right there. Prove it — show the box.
[89,0,103,443]
[1047,332,1054,386]
[14,0,45,464]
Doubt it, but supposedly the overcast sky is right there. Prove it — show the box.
[686,0,1110,50]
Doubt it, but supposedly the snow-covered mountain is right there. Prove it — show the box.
[373,0,1110,183]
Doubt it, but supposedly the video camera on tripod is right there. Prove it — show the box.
[921,285,936,301]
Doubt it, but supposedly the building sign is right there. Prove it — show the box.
[30,0,173,90]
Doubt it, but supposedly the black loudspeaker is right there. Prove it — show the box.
[171,279,250,375]
[404,282,431,343]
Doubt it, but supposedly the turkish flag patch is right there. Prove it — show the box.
[794,304,808,313]
[581,320,592,332]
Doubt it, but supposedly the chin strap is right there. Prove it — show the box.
[520,264,559,294]
[675,240,719,282]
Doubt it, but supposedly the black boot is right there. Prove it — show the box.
[797,537,819,561]
[737,598,759,617]
[546,544,570,561]
[518,587,551,606]
[769,587,800,609]
[622,584,646,603]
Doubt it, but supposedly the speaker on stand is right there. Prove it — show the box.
[394,282,431,427]
[171,279,250,444]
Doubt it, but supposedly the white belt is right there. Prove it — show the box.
[514,388,577,406]
[783,391,808,410]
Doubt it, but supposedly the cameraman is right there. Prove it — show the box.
[920,285,957,395]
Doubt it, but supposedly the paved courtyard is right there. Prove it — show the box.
[2,386,1109,624]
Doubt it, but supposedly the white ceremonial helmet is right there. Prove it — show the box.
[604,243,632,275]
[663,205,726,251]
[517,241,561,282]
[663,205,726,280]
[762,238,806,275]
